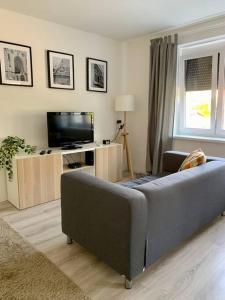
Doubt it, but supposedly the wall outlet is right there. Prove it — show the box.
[117,120,122,124]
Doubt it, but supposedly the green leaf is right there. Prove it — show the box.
[0,136,36,181]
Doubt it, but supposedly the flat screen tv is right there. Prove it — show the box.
[47,112,94,148]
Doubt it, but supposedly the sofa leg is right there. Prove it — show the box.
[67,236,73,244]
[125,278,132,289]
[221,211,225,216]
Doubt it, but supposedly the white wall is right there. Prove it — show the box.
[121,39,149,173]
[2,10,225,202]
[173,138,225,157]
[123,16,225,173]
[0,9,123,202]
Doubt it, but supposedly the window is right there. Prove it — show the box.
[174,39,225,139]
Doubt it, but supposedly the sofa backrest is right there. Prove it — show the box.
[134,161,225,267]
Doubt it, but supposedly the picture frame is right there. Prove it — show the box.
[0,41,33,87]
[47,50,74,90]
[86,57,107,93]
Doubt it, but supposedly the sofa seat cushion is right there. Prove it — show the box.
[120,175,160,189]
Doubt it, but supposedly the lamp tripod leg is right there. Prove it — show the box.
[123,135,126,150]
[124,135,134,179]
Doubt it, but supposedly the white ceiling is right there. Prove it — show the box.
[0,0,225,40]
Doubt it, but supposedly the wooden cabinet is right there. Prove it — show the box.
[6,143,122,209]
[7,153,62,209]
[95,144,122,182]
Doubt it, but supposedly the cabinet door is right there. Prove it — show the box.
[95,144,122,182]
[17,153,62,209]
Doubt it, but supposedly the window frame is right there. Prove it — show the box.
[175,40,225,139]
[215,51,225,137]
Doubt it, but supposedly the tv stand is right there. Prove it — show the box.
[61,145,83,150]
[6,143,122,209]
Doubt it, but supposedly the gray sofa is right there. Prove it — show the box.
[61,151,225,288]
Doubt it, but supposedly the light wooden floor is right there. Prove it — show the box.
[1,200,225,300]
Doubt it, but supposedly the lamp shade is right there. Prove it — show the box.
[115,95,135,112]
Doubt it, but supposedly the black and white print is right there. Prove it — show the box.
[87,58,107,92]
[47,50,74,90]
[0,41,33,86]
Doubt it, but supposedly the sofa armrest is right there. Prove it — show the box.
[61,172,147,280]
[163,150,225,173]
[163,150,188,173]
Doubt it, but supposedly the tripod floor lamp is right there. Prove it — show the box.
[115,95,135,179]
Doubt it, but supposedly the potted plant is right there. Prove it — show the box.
[0,136,36,181]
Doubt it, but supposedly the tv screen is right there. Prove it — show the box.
[47,112,94,147]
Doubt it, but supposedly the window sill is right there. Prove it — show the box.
[173,135,225,144]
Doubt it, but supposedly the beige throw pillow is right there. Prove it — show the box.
[179,148,206,171]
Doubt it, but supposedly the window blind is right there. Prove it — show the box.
[185,56,212,91]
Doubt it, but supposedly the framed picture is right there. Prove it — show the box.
[0,41,33,87]
[86,58,107,93]
[47,50,74,90]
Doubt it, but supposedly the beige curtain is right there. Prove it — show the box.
[146,34,178,175]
